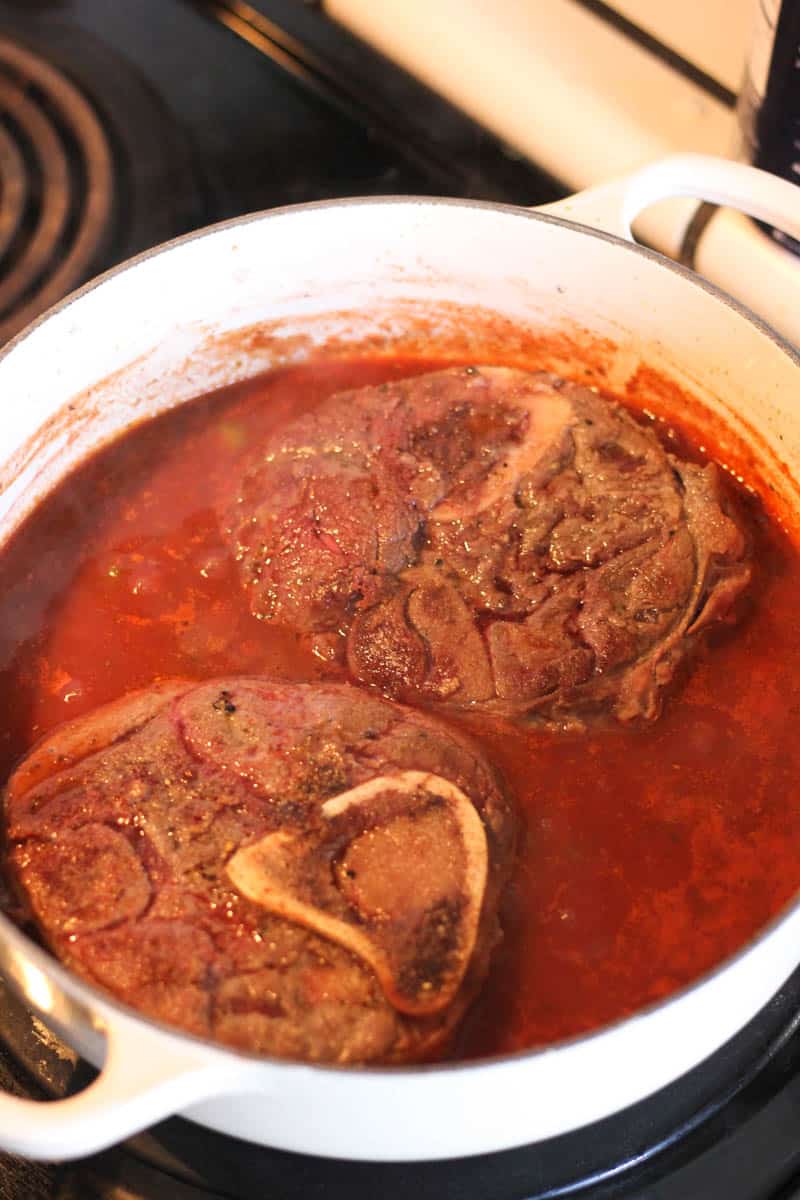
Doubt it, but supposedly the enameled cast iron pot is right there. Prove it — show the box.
[0,155,798,1163]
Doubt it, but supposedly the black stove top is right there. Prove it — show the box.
[0,3,798,1198]
[6,959,800,1200]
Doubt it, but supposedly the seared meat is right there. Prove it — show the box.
[225,367,751,722]
[4,678,514,1064]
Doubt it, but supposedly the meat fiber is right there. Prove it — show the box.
[4,678,514,1064]
[225,367,751,723]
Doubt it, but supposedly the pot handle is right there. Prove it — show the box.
[0,1012,259,1161]
[535,152,800,244]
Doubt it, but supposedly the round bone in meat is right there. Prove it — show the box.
[227,770,488,1016]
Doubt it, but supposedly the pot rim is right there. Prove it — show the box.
[1,193,798,377]
[0,191,798,1084]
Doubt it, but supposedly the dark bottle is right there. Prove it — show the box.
[738,0,800,254]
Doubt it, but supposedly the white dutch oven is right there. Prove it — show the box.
[0,155,798,1163]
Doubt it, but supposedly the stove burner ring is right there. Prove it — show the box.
[0,37,114,343]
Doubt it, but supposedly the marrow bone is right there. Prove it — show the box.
[226,770,488,1015]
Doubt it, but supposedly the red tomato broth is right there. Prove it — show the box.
[1,355,799,1061]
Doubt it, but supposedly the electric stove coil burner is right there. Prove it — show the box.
[0,36,114,343]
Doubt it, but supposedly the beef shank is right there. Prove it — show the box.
[4,678,514,1064]
[225,367,751,722]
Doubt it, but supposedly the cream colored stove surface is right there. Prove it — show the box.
[325,0,800,346]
